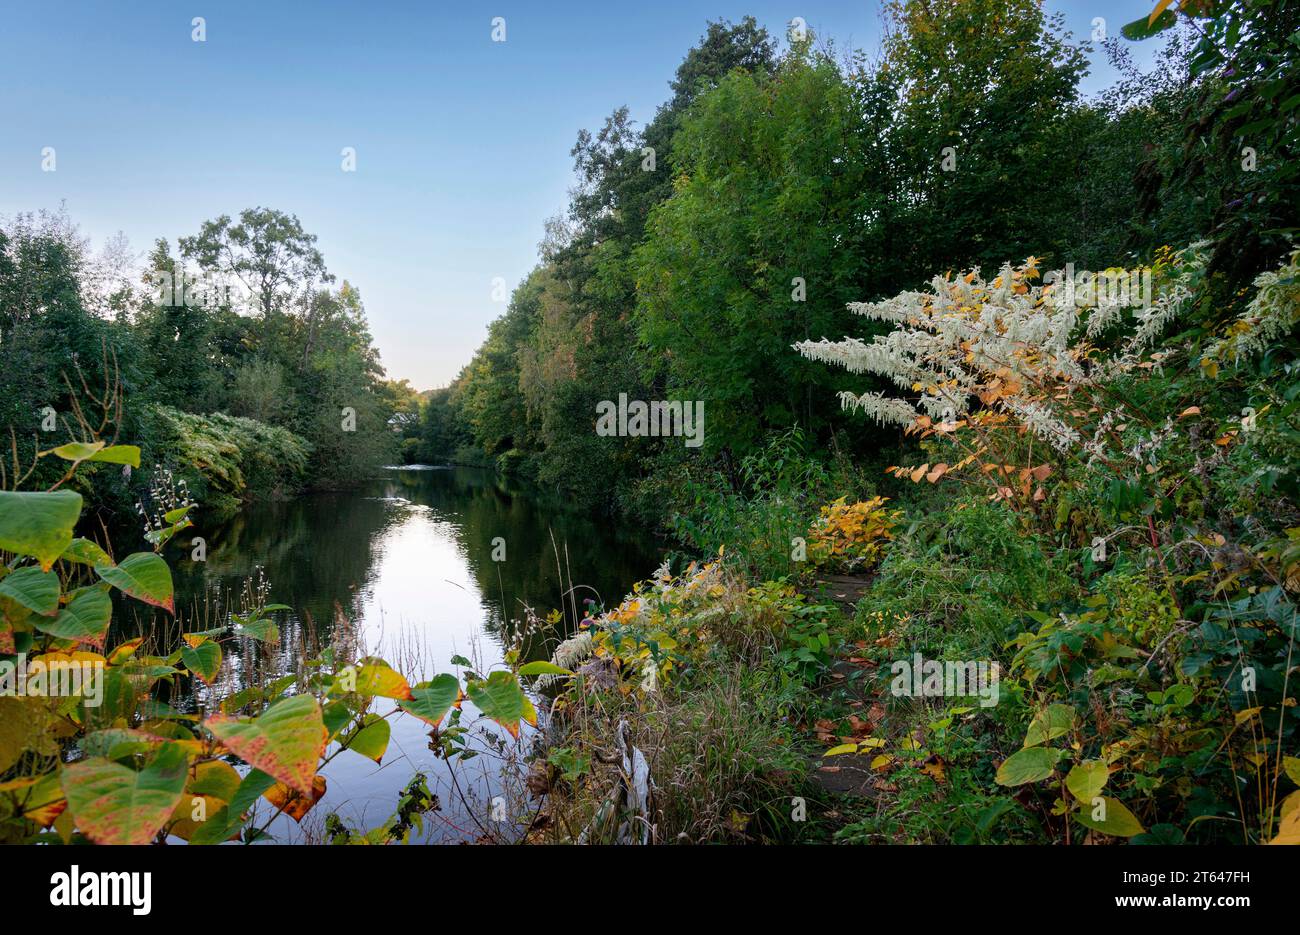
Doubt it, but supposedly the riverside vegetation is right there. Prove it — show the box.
[2,0,1298,845]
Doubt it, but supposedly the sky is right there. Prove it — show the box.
[0,1,1165,390]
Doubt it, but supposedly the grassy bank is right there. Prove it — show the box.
[522,247,1300,845]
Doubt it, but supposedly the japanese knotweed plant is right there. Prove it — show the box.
[794,243,1215,503]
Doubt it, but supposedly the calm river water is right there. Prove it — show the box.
[161,465,660,842]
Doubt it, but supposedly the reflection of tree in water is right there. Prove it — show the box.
[161,466,659,690]
[386,468,661,658]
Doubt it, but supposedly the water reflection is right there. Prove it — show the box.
[160,465,660,842]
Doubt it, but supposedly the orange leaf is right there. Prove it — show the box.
[263,775,327,822]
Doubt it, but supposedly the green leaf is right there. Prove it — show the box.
[35,587,112,644]
[48,441,104,462]
[1283,756,1300,787]
[1120,9,1176,41]
[398,673,460,728]
[995,746,1060,786]
[80,727,169,760]
[61,742,189,845]
[1074,797,1146,837]
[466,670,533,739]
[348,714,391,763]
[205,694,327,796]
[0,490,83,571]
[1065,759,1110,803]
[60,537,113,567]
[517,660,574,676]
[181,640,222,683]
[96,551,174,614]
[1024,704,1076,747]
[188,768,277,845]
[349,658,413,699]
[0,566,60,616]
[322,700,352,738]
[236,617,279,642]
[87,445,141,467]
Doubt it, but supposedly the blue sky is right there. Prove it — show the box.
[1,1,1164,390]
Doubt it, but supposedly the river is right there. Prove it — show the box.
[158,465,661,843]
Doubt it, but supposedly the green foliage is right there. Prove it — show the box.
[141,405,310,514]
[0,442,534,846]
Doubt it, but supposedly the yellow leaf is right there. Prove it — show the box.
[1269,807,1300,844]
[1148,0,1174,27]
[1235,706,1263,724]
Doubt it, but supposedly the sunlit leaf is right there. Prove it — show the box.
[1065,759,1110,803]
[995,746,1060,786]
[350,658,413,700]
[1074,797,1145,837]
[517,660,573,677]
[87,445,141,467]
[60,537,113,567]
[47,441,104,462]
[1024,704,1076,747]
[205,694,327,796]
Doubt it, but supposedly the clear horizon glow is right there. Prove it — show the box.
[1,0,1162,390]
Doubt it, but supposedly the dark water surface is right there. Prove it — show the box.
[165,465,661,842]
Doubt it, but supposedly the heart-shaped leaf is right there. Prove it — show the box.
[236,617,279,642]
[61,741,189,845]
[995,746,1060,786]
[398,673,460,728]
[205,694,326,796]
[60,538,113,567]
[96,551,174,614]
[187,768,277,845]
[1024,704,1076,747]
[35,587,112,645]
[1074,796,1145,837]
[345,658,413,700]
[0,489,82,571]
[1065,759,1110,803]
[263,774,327,822]
[0,566,60,616]
[181,640,222,683]
[466,670,533,739]
[347,714,391,763]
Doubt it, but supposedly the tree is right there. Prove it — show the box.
[178,207,332,319]
[634,45,877,454]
